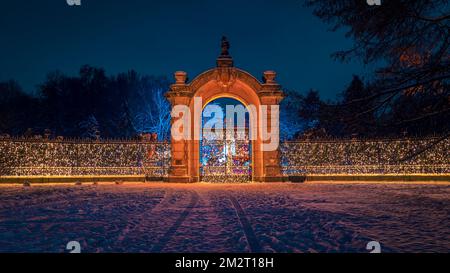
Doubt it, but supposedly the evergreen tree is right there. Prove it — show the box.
[339,75,375,137]
[279,89,305,140]
[299,89,322,130]
[305,0,449,133]
[78,115,99,139]
[0,80,38,135]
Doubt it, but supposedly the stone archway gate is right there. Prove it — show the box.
[165,37,285,182]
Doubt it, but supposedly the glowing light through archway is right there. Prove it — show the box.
[200,97,252,183]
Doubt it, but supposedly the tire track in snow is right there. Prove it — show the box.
[229,195,262,253]
[152,190,199,252]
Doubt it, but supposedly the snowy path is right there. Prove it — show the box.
[0,182,449,253]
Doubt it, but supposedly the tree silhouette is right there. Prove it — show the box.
[305,0,450,131]
[0,80,38,135]
[339,75,375,136]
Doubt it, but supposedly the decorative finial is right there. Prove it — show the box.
[264,71,277,84]
[221,36,230,57]
[174,71,187,84]
[217,36,233,67]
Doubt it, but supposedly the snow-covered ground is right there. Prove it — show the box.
[0,182,449,253]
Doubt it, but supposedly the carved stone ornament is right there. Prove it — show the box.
[215,67,237,89]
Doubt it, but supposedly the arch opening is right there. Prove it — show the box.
[200,97,252,182]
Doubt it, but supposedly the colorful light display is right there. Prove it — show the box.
[0,136,448,180]
[281,137,449,176]
[0,138,170,177]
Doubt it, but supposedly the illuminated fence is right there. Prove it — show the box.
[281,137,450,176]
[0,136,449,179]
[0,138,170,178]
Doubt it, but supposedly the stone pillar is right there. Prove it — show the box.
[165,71,192,183]
[259,71,285,182]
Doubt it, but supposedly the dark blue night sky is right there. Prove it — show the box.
[0,0,374,99]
